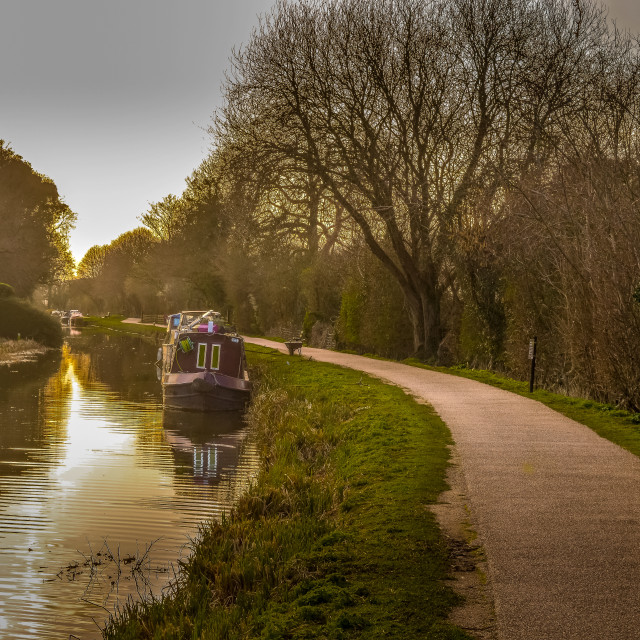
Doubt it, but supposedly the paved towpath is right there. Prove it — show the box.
[245,337,640,639]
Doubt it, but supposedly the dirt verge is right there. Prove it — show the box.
[431,445,497,640]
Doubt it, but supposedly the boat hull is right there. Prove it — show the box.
[162,371,251,411]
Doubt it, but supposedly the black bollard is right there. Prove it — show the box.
[528,336,537,393]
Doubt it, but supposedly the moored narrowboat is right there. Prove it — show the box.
[159,310,251,411]
[60,310,84,326]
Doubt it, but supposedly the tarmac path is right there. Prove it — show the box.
[245,337,640,639]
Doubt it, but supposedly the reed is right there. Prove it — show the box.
[0,338,45,357]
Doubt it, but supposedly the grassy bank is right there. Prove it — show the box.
[103,345,471,639]
[404,360,640,459]
[84,315,166,337]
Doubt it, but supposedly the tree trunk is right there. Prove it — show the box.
[307,178,320,257]
[421,288,443,362]
[404,283,442,362]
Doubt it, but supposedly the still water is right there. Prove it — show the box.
[0,330,259,639]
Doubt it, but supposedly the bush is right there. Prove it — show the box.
[302,310,323,341]
[0,283,15,298]
[0,297,63,347]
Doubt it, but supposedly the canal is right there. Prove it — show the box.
[0,329,259,638]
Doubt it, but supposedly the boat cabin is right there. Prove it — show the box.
[160,310,250,411]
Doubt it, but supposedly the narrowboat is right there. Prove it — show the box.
[159,310,251,411]
[60,310,84,326]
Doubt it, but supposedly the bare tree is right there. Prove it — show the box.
[220,0,607,360]
[494,22,640,407]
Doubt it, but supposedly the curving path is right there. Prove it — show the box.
[245,337,640,640]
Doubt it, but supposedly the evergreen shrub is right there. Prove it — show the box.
[0,297,63,347]
[302,310,323,341]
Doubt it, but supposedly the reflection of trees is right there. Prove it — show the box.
[39,345,74,461]
[67,331,162,402]
[42,344,73,424]
[0,351,61,477]
[0,349,61,402]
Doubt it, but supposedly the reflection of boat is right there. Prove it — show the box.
[162,409,248,484]
[159,311,251,411]
[161,408,246,435]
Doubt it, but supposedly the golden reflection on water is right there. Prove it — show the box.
[0,337,259,639]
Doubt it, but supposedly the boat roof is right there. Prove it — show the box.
[172,310,236,332]
[179,310,222,315]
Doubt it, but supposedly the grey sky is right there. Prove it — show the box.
[1,0,274,262]
[1,0,639,263]
[606,0,640,33]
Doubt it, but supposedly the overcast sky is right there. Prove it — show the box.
[2,0,639,263]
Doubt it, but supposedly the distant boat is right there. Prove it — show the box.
[60,310,84,327]
[158,310,251,411]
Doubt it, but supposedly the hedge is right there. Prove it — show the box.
[0,296,63,347]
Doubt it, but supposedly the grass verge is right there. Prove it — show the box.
[403,359,640,459]
[84,315,166,337]
[264,325,640,462]
[102,345,471,639]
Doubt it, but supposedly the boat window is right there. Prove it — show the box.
[197,343,207,369]
[210,344,221,370]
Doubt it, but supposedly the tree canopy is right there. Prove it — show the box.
[217,0,615,359]
[70,0,640,409]
[0,141,76,297]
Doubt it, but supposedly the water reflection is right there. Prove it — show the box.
[0,333,259,639]
[163,410,246,484]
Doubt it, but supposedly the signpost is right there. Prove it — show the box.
[528,336,537,392]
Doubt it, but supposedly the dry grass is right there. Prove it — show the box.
[0,338,48,364]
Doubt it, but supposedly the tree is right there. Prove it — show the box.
[77,245,107,280]
[140,194,188,242]
[76,228,155,314]
[0,141,76,297]
[220,0,606,360]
